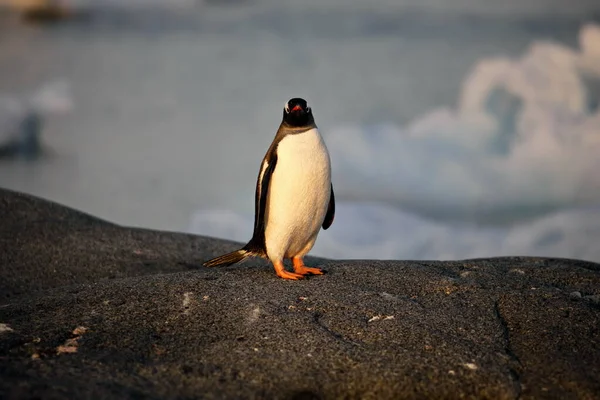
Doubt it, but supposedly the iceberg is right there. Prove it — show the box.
[190,24,600,263]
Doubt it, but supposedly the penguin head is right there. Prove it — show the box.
[283,98,314,127]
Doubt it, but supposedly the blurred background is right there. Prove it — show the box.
[1,0,600,262]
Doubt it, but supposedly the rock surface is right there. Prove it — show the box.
[1,188,599,399]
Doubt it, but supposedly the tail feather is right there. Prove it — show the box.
[203,249,252,267]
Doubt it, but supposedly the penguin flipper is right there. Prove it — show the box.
[248,151,277,251]
[322,183,335,230]
[203,249,252,267]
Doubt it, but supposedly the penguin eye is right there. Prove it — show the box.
[306,106,311,113]
[284,104,290,113]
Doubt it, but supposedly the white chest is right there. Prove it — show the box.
[275,128,330,179]
[264,128,331,259]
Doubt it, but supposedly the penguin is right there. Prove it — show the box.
[203,98,335,280]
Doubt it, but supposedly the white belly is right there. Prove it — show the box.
[264,128,331,261]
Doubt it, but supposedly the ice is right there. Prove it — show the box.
[0,79,73,125]
[0,80,72,156]
[189,203,600,263]
[327,23,600,222]
[28,80,73,115]
[190,23,600,263]
[580,24,600,61]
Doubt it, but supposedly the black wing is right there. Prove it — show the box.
[248,153,277,251]
[322,184,335,230]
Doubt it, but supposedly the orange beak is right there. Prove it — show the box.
[291,104,303,112]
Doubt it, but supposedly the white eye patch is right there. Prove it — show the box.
[284,103,290,113]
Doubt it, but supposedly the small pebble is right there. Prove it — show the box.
[72,326,88,335]
[380,292,397,300]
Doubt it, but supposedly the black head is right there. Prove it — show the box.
[282,98,314,127]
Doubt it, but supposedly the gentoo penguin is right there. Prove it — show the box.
[203,98,335,280]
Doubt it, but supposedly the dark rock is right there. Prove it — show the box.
[0,188,599,399]
[584,294,600,306]
[570,291,583,299]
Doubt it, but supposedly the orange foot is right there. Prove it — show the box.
[273,261,304,280]
[292,257,324,276]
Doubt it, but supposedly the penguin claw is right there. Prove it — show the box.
[292,257,324,276]
[276,270,305,280]
[294,266,324,276]
[273,261,305,280]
